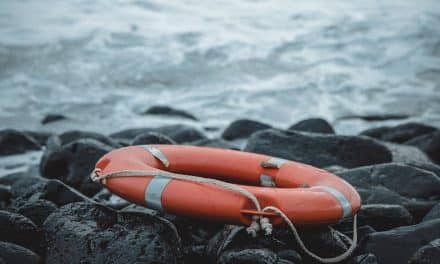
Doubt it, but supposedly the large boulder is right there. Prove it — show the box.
[190,138,239,150]
[409,238,440,264]
[16,199,57,227]
[0,241,40,264]
[360,123,437,143]
[222,119,271,140]
[383,142,431,164]
[288,118,334,134]
[40,138,113,196]
[339,163,440,199]
[422,203,440,222]
[359,219,440,264]
[110,124,207,143]
[336,204,412,231]
[142,105,198,120]
[43,202,181,263]
[0,211,40,252]
[357,186,437,221]
[217,248,279,264]
[131,131,176,145]
[245,129,392,168]
[406,130,440,164]
[48,130,120,148]
[0,129,41,156]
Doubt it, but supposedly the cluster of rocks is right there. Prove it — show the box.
[1,111,439,263]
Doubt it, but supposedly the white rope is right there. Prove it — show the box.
[91,168,357,263]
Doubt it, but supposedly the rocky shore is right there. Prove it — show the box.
[0,110,439,264]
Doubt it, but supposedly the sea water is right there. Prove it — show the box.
[0,0,439,135]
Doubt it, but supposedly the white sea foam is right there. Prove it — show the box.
[0,0,439,134]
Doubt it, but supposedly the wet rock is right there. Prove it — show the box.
[276,249,302,263]
[131,131,176,145]
[43,202,181,264]
[0,211,40,252]
[41,114,67,124]
[49,130,120,148]
[406,130,440,164]
[348,253,378,264]
[360,123,437,143]
[17,199,57,226]
[359,219,440,264]
[40,138,113,196]
[357,186,436,221]
[409,238,440,264]
[0,185,11,209]
[384,142,431,164]
[422,203,440,222]
[336,204,412,231]
[6,175,47,199]
[288,118,334,134]
[0,241,40,264]
[406,162,440,178]
[339,163,440,199]
[222,119,272,140]
[218,248,278,264]
[155,124,207,143]
[110,127,153,141]
[111,125,207,143]
[143,105,198,120]
[23,131,53,146]
[341,114,410,122]
[245,129,391,168]
[0,129,41,156]
[39,179,96,206]
[190,138,239,150]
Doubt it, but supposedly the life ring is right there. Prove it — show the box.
[92,145,361,226]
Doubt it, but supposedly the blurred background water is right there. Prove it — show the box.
[0,0,439,135]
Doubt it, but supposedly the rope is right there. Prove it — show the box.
[91,168,358,263]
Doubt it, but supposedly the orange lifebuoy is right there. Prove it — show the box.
[93,145,361,226]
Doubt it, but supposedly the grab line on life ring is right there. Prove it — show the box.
[91,145,360,263]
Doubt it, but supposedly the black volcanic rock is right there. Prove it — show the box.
[218,248,278,264]
[288,118,334,134]
[406,130,440,164]
[40,138,113,196]
[356,186,436,222]
[143,105,198,120]
[49,130,120,148]
[422,203,440,222]
[409,239,440,264]
[43,202,181,264]
[336,204,413,231]
[245,129,392,168]
[222,119,271,140]
[339,163,440,199]
[359,219,440,264]
[0,129,41,156]
[190,138,239,150]
[0,241,40,264]
[360,123,437,143]
[16,199,57,226]
[0,211,40,252]
[131,131,176,145]
[111,124,207,143]
[41,114,67,124]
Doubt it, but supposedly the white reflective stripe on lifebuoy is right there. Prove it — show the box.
[145,177,172,211]
[260,174,275,187]
[316,186,352,218]
[140,145,170,167]
[261,157,287,169]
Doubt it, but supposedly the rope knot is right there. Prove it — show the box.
[91,168,105,184]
